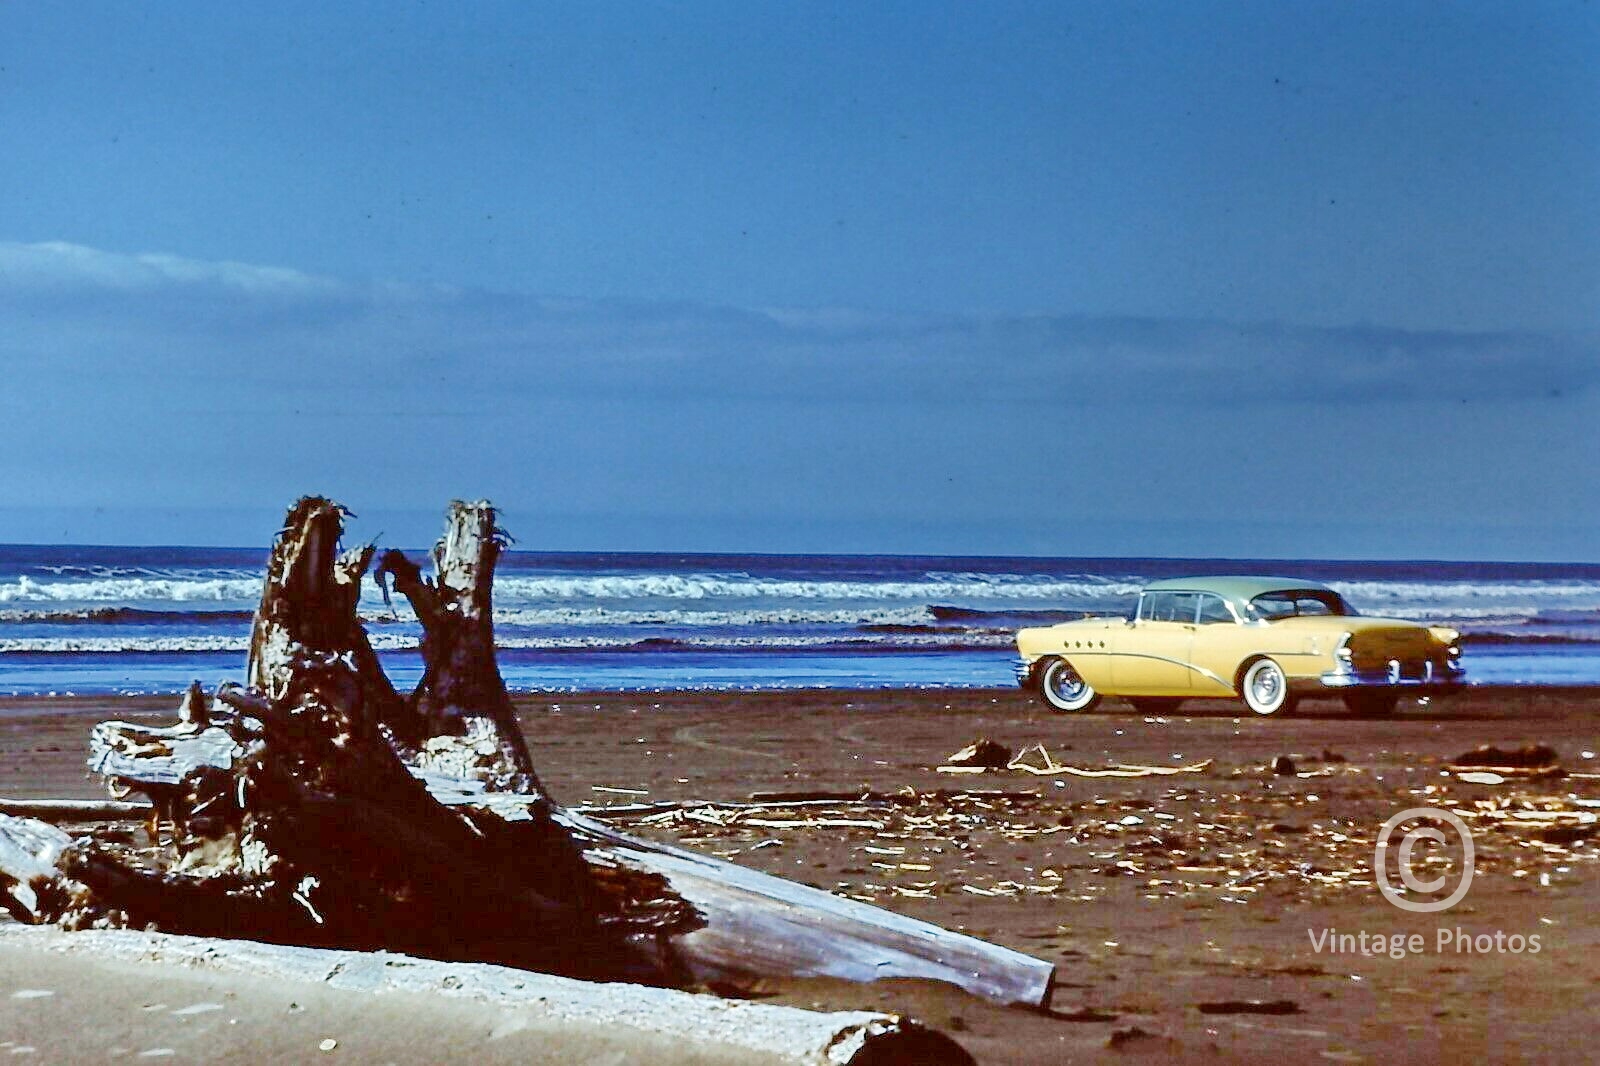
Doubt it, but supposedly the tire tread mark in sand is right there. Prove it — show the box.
[837,720,890,748]
[672,723,784,761]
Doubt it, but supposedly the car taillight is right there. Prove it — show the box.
[1334,632,1354,669]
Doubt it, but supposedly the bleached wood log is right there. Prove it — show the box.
[0,798,152,821]
[557,808,1055,1008]
[85,725,1054,1007]
[57,496,1054,1009]
[61,499,655,978]
[87,720,240,787]
[0,814,75,920]
[375,500,542,794]
[0,925,972,1066]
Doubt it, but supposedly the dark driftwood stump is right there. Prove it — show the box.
[0,497,1054,1007]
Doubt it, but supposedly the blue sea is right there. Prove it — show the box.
[0,546,1597,696]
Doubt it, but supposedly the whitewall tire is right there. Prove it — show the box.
[1038,657,1101,713]
[1241,658,1295,717]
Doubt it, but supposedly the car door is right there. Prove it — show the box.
[1115,592,1197,693]
[1187,592,1247,696]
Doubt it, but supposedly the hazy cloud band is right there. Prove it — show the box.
[2,240,1591,409]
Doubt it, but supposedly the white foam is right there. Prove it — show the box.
[0,630,1016,655]
[485,606,940,628]
[487,573,1143,604]
[1334,579,1600,606]
[0,574,261,604]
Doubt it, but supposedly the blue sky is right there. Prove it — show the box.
[1,2,1596,559]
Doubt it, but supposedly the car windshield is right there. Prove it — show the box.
[1247,589,1352,620]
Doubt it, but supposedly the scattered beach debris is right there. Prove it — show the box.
[1537,823,1597,845]
[1454,744,1559,768]
[1448,744,1563,778]
[1196,998,1302,1015]
[942,738,1012,770]
[1050,1006,1119,1023]
[1106,1025,1162,1049]
[609,755,1600,910]
[939,740,1216,779]
[1272,756,1297,776]
[746,789,881,803]
[1006,743,1213,779]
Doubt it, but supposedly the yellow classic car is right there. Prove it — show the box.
[1015,576,1464,716]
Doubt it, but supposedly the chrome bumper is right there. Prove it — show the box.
[1013,657,1034,687]
[1316,658,1466,690]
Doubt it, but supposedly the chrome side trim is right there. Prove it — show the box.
[1105,651,1233,692]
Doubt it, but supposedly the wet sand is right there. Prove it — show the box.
[4,686,1599,1063]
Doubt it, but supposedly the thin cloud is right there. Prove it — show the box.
[1,240,1592,407]
[0,240,347,298]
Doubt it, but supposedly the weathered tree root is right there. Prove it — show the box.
[0,497,1055,1007]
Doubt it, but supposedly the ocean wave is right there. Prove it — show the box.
[32,564,260,580]
[0,574,263,604]
[0,635,253,654]
[0,569,1143,608]
[0,606,257,625]
[1461,633,1600,646]
[4,566,1596,650]
[0,630,1019,656]
[928,605,1091,622]
[487,573,1145,603]
[1333,579,1600,610]
[0,603,954,630]
[23,569,1596,614]
[487,605,942,628]
[6,628,1590,658]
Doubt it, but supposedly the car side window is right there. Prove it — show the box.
[1168,593,1199,622]
[1140,592,1198,622]
[1248,590,1348,619]
[1138,593,1167,622]
[1196,594,1234,624]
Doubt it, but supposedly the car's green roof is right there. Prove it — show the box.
[1141,575,1335,604]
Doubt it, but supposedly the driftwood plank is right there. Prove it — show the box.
[0,814,75,920]
[86,720,239,785]
[0,925,972,1066]
[0,798,153,821]
[559,808,1055,1007]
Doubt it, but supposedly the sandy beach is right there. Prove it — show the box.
[4,685,1599,1063]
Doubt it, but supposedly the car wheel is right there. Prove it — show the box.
[1344,691,1399,716]
[1240,658,1295,717]
[1038,657,1101,713]
[1128,697,1183,715]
